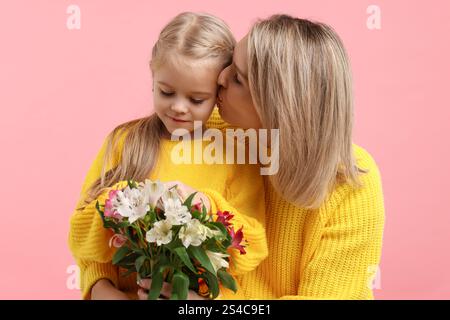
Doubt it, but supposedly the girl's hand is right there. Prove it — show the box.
[164,181,211,213]
[137,279,208,300]
[91,279,130,300]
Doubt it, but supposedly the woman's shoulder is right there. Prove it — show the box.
[322,143,384,216]
[352,143,381,175]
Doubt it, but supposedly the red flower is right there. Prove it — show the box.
[216,211,234,228]
[229,225,246,255]
[192,202,202,213]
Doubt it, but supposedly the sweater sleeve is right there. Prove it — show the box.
[279,149,385,300]
[199,164,268,278]
[68,131,128,299]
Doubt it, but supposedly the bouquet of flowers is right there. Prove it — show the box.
[95,179,246,299]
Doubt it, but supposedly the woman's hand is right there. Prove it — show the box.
[137,279,208,300]
[164,181,211,212]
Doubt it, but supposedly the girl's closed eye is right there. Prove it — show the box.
[190,98,205,105]
[160,89,175,97]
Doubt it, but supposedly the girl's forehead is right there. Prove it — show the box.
[153,56,221,94]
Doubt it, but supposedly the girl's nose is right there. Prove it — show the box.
[171,101,188,114]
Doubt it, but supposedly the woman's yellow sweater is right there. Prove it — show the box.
[69,109,385,300]
[220,142,385,299]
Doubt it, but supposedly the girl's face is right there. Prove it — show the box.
[152,55,221,136]
[217,35,262,129]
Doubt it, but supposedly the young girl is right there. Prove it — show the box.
[68,12,268,300]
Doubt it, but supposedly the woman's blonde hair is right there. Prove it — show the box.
[247,14,366,209]
[80,12,235,207]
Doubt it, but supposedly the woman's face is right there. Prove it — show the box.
[217,35,262,129]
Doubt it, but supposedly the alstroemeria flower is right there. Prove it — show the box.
[205,250,229,273]
[178,219,206,247]
[109,233,127,248]
[192,202,203,213]
[215,211,234,228]
[104,189,122,219]
[229,226,246,255]
[178,219,220,248]
[146,220,173,246]
[141,179,165,207]
[163,198,191,225]
[113,186,149,224]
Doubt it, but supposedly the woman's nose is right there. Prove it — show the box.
[217,66,229,88]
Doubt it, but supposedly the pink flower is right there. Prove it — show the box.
[215,211,234,228]
[229,226,246,255]
[109,233,127,248]
[104,189,122,220]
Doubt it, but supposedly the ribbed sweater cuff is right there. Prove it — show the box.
[81,262,119,300]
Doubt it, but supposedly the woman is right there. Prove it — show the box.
[141,14,385,299]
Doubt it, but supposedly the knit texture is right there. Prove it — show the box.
[68,108,385,300]
[68,109,268,299]
[220,144,385,300]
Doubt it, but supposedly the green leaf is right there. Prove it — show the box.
[96,201,106,223]
[204,239,223,252]
[217,269,237,293]
[135,256,146,273]
[203,271,220,299]
[191,211,202,220]
[173,247,196,274]
[201,205,208,221]
[147,264,165,300]
[170,270,190,300]
[112,246,131,265]
[183,192,197,209]
[165,238,183,251]
[187,246,215,275]
[208,222,228,238]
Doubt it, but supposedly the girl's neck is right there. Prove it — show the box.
[160,125,207,141]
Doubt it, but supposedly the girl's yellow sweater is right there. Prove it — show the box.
[68,113,268,299]
[69,109,385,300]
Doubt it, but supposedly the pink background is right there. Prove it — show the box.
[0,0,449,299]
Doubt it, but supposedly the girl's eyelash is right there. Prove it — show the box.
[159,89,203,104]
[160,89,174,96]
[190,98,204,105]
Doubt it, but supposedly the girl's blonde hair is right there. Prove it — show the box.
[247,14,366,209]
[80,12,235,207]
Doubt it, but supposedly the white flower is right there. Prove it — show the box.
[140,179,165,207]
[158,188,181,210]
[205,250,229,273]
[113,186,149,224]
[163,198,191,225]
[205,227,222,239]
[146,220,173,246]
[178,219,207,247]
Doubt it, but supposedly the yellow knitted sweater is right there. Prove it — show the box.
[69,109,385,300]
[197,111,385,300]
[220,145,385,299]
[68,112,268,299]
